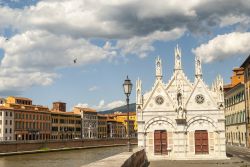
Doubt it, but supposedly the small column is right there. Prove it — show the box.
[195,55,202,80]
[155,56,163,80]
[174,44,182,71]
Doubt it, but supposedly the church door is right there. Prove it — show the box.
[195,130,209,154]
[154,130,167,155]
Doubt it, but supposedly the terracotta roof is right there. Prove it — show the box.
[241,54,250,67]
[53,101,66,104]
[0,106,14,110]
[107,118,116,122]
[51,110,81,116]
[8,96,32,101]
[97,114,107,118]
[73,107,96,113]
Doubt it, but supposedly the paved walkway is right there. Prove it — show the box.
[149,157,250,167]
[149,145,250,167]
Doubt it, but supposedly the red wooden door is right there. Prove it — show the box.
[154,130,167,155]
[195,130,209,154]
[161,131,167,154]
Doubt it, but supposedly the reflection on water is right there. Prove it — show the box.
[0,146,133,167]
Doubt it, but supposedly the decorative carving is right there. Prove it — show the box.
[195,94,205,104]
[155,96,164,105]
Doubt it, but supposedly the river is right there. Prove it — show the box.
[0,146,133,167]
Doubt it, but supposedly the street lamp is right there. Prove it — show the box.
[123,75,133,152]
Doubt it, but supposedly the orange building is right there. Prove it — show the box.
[51,102,81,140]
[224,67,244,92]
[5,96,51,141]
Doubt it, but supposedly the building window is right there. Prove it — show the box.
[10,112,12,117]
[6,112,8,116]
[5,120,7,125]
[5,128,7,133]
[10,128,12,134]
[10,120,12,125]
[0,112,2,116]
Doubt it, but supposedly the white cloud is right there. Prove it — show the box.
[0,30,116,93]
[75,103,89,108]
[193,32,250,63]
[77,99,125,111]
[116,28,186,58]
[0,0,250,93]
[1,0,250,38]
[106,100,126,110]
[88,86,99,92]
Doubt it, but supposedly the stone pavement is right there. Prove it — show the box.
[149,157,250,167]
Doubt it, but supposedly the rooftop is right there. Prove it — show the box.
[8,96,32,101]
[241,54,250,67]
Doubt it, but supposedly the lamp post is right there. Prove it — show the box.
[123,75,133,152]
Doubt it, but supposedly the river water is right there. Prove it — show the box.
[0,146,133,167]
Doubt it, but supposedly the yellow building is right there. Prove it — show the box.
[241,55,250,147]
[224,68,246,147]
[114,112,137,137]
[225,83,246,146]
[106,115,125,138]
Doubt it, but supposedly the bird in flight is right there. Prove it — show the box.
[73,58,77,64]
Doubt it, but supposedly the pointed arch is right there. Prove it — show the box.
[144,116,176,132]
[185,115,217,132]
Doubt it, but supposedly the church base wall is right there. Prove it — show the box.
[139,130,228,160]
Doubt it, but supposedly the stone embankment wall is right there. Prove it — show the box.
[0,138,137,154]
[82,148,148,167]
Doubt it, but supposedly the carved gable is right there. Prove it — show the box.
[185,79,217,110]
[143,81,175,111]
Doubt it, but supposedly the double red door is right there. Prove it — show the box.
[154,130,167,155]
[195,130,209,154]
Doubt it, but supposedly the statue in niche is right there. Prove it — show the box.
[177,92,184,118]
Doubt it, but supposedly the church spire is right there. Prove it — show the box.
[195,54,202,80]
[174,44,182,71]
[155,56,162,80]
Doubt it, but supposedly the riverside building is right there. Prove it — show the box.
[73,107,98,139]
[6,96,51,141]
[51,102,81,140]
[224,67,246,147]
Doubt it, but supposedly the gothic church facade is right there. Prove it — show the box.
[136,46,227,159]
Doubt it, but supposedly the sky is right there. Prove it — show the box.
[0,0,250,111]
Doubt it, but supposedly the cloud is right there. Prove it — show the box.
[2,0,250,38]
[88,86,99,92]
[76,99,126,111]
[1,0,250,93]
[0,30,116,94]
[116,28,185,58]
[192,32,250,63]
[75,103,89,108]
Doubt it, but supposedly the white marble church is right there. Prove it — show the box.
[136,45,227,160]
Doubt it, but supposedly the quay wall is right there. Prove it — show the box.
[0,138,137,154]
